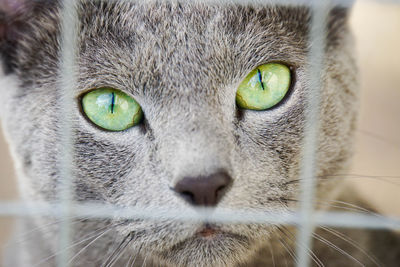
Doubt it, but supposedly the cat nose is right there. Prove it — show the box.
[173,172,232,206]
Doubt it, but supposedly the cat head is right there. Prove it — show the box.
[0,0,357,265]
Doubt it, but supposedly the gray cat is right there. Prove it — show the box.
[0,0,399,266]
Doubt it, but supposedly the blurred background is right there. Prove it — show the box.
[0,0,400,259]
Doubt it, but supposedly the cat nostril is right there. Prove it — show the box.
[181,191,195,204]
[173,171,232,206]
[216,185,226,192]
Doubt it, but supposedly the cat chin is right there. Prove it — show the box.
[155,231,253,267]
[119,221,270,266]
[146,223,274,267]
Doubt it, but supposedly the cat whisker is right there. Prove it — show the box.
[319,226,382,267]
[68,224,119,264]
[276,237,298,265]
[268,229,290,267]
[282,179,301,186]
[323,173,400,179]
[141,253,148,267]
[358,129,400,150]
[317,199,380,215]
[281,247,290,267]
[321,174,400,187]
[312,232,364,266]
[275,226,299,265]
[5,215,84,247]
[277,226,324,267]
[32,221,121,267]
[315,203,372,214]
[101,232,134,267]
[126,251,135,267]
[284,226,325,267]
[126,243,143,267]
[267,240,276,267]
[281,197,378,215]
[280,197,391,223]
[283,173,400,188]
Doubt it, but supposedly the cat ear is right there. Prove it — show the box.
[0,0,32,42]
[0,0,33,73]
[326,6,352,45]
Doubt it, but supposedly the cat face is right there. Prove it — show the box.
[0,1,357,265]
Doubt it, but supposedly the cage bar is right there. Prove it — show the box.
[0,201,399,230]
[295,1,331,267]
[57,0,79,266]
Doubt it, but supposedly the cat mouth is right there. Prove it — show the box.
[157,224,251,263]
[191,223,249,243]
[196,223,221,239]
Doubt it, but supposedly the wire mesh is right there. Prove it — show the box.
[0,0,399,267]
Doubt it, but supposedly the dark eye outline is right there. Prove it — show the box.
[78,87,144,132]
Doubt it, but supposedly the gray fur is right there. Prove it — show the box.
[0,0,398,266]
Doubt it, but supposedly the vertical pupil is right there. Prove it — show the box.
[257,69,265,90]
[111,92,115,113]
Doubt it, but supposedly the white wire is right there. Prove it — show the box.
[0,201,399,230]
[295,1,331,267]
[58,0,79,266]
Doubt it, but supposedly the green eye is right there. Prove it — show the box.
[81,88,143,131]
[236,63,291,110]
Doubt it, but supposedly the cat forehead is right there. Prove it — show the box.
[80,2,310,36]
[77,2,310,96]
[8,1,348,99]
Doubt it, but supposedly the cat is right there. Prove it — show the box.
[0,0,399,266]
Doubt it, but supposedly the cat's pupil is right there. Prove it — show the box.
[111,92,115,114]
[257,68,265,90]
